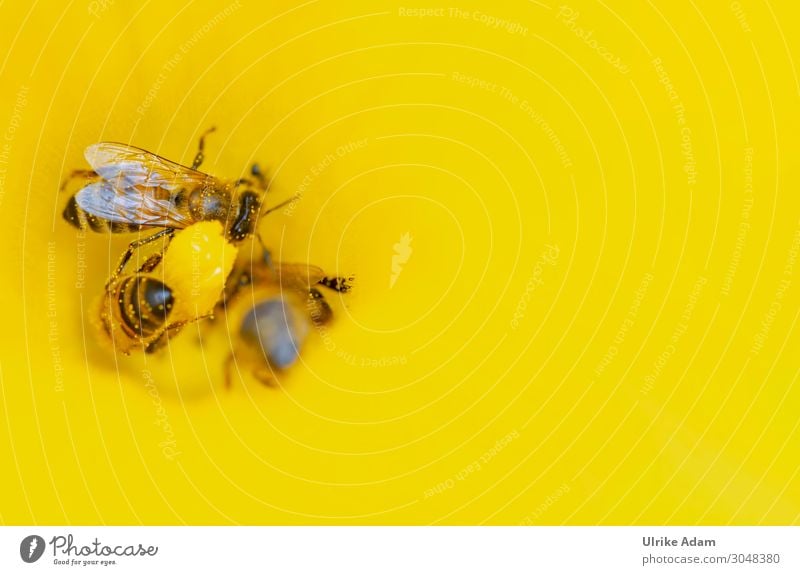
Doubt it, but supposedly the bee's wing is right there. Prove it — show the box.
[270,262,328,292]
[74,181,192,228]
[85,142,212,191]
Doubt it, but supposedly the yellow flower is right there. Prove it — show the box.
[1,0,799,525]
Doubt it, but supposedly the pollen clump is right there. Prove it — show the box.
[161,221,238,320]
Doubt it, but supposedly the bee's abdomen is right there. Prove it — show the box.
[63,196,102,231]
[307,288,333,325]
[62,196,143,233]
[117,276,174,338]
[240,298,309,369]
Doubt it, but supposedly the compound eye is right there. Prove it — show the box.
[141,278,174,315]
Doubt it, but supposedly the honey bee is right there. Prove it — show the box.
[97,221,237,354]
[100,261,182,355]
[221,248,352,388]
[62,127,291,285]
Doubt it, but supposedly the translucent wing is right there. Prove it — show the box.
[74,181,192,228]
[84,142,212,191]
[270,262,328,291]
[222,247,348,312]
[236,249,328,291]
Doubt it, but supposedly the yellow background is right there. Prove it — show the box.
[0,0,798,525]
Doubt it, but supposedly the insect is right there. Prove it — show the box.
[221,247,352,388]
[62,127,291,287]
[98,257,181,355]
[96,221,238,355]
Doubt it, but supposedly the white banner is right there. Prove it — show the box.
[0,526,797,574]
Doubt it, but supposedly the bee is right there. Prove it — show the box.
[62,127,291,286]
[97,221,238,354]
[99,259,182,355]
[221,248,352,388]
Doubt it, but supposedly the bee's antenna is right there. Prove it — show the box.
[261,194,300,216]
[251,163,268,190]
[192,126,217,170]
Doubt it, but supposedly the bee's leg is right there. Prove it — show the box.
[252,367,278,387]
[144,330,169,354]
[106,229,175,290]
[144,322,186,354]
[171,310,215,327]
[191,126,217,170]
[144,310,215,354]
[251,163,268,191]
[224,353,235,390]
[60,169,98,191]
[224,352,281,390]
[136,252,164,274]
[318,275,354,293]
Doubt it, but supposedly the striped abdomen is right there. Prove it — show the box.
[62,196,148,233]
[114,276,175,338]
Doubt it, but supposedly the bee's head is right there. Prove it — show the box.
[228,191,261,242]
